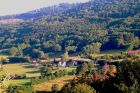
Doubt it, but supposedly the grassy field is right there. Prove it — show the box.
[3,63,41,86]
[7,79,31,85]
[101,49,126,54]
[90,49,126,58]
[34,75,75,92]
[0,55,9,61]
[3,63,40,77]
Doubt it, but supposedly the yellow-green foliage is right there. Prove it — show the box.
[0,55,9,61]
[72,83,96,93]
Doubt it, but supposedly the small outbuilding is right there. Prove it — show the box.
[67,60,77,67]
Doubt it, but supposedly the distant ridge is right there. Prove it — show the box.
[0,3,79,20]
[0,19,23,25]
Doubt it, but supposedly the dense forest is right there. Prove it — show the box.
[0,0,139,58]
[59,58,140,93]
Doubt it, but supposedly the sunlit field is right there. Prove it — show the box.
[35,75,75,92]
[3,63,40,77]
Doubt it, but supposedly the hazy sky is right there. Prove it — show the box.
[0,0,89,16]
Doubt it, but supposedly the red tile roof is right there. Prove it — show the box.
[128,50,140,55]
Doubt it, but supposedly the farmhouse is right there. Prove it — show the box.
[58,61,66,67]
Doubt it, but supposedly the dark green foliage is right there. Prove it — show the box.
[54,71,61,78]
[31,77,48,85]
[32,69,68,86]
[71,69,76,75]
[40,65,52,77]
[51,74,56,80]
[61,58,140,93]
[83,42,101,54]
[87,62,94,72]
[51,84,59,93]
[52,44,62,52]
[0,1,140,92]
[30,49,45,59]
[61,83,96,93]
[9,57,30,63]
[76,63,88,75]
[7,85,35,93]
[0,0,139,57]
[76,62,95,75]
[13,74,26,79]
[101,60,140,93]
[66,46,77,53]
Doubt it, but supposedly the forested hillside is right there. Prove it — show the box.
[0,0,139,57]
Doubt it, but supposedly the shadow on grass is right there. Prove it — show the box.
[36,91,51,93]
[23,65,36,68]
[26,71,40,74]
[22,82,31,86]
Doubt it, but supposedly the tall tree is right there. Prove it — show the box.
[83,42,101,55]
[9,47,18,56]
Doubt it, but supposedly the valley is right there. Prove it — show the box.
[0,0,140,93]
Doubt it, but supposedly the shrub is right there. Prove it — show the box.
[51,84,59,93]
[72,83,96,93]
[7,85,35,93]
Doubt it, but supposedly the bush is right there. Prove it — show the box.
[11,74,26,79]
[51,74,56,80]
[7,85,35,93]
[51,84,59,93]
[61,83,96,93]
[72,83,96,93]
[31,77,47,85]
